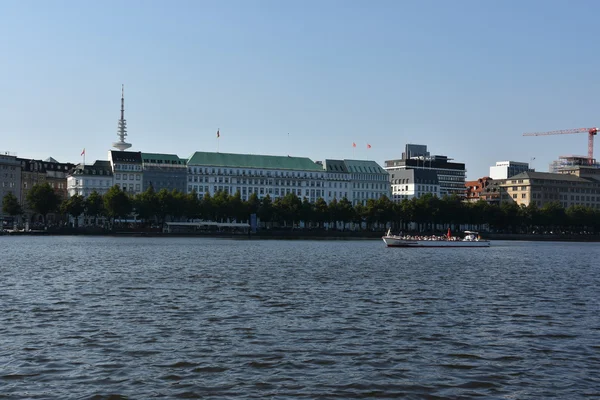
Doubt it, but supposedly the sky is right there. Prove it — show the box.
[1,0,600,179]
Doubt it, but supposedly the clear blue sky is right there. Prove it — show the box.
[1,0,599,179]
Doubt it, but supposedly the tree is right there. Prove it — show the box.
[2,192,23,219]
[133,185,159,224]
[328,198,339,228]
[539,202,566,233]
[314,197,328,228]
[185,190,201,220]
[337,197,354,231]
[61,194,85,227]
[85,191,105,225]
[281,193,302,227]
[170,190,187,221]
[257,194,273,228]
[229,191,246,222]
[201,192,215,221]
[26,183,61,224]
[299,197,314,228]
[247,192,260,216]
[104,185,132,224]
[353,203,366,229]
[212,190,230,221]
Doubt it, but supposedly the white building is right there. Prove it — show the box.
[390,169,440,202]
[186,151,326,202]
[67,161,114,197]
[322,160,351,202]
[489,161,531,180]
[343,160,391,206]
[108,150,143,194]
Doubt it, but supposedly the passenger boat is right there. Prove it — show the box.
[382,228,490,248]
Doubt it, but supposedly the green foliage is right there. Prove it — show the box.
[85,191,105,223]
[26,183,61,221]
[2,192,23,217]
[58,185,600,234]
[133,185,159,222]
[61,194,85,226]
[103,185,132,220]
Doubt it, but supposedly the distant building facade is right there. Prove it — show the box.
[186,151,326,202]
[322,160,351,202]
[142,153,187,193]
[67,161,114,198]
[343,159,390,205]
[390,169,439,202]
[385,144,466,197]
[489,161,531,180]
[478,179,504,205]
[500,171,600,209]
[550,155,600,174]
[0,153,21,222]
[465,176,494,202]
[18,157,75,207]
[108,151,143,195]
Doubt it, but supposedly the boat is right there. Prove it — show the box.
[382,228,490,248]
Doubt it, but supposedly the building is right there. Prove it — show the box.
[186,151,326,202]
[465,176,494,203]
[550,155,600,174]
[67,161,114,198]
[385,144,466,197]
[402,144,430,160]
[322,160,351,202]
[0,152,21,222]
[489,161,531,180]
[142,153,187,193]
[339,160,390,205]
[18,157,75,208]
[389,169,439,202]
[108,151,143,194]
[478,179,504,205]
[500,171,600,209]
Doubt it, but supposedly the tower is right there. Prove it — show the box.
[112,84,132,151]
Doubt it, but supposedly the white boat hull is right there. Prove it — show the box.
[382,236,490,248]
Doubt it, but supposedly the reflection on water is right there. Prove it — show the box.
[1,237,599,398]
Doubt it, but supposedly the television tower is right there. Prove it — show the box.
[112,84,132,151]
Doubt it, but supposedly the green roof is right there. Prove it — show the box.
[343,159,388,174]
[142,153,186,165]
[187,151,323,171]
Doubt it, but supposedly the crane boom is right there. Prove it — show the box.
[522,127,598,165]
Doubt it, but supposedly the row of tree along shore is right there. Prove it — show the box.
[3,183,600,235]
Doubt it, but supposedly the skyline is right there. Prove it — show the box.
[2,0,600,178]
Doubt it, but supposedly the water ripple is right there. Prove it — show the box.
[1,236,599,398]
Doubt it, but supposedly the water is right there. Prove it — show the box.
[1,236,599,399]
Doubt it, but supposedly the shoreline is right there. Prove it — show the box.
[2,230,600,242]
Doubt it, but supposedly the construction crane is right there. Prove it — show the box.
[523,127,598,165]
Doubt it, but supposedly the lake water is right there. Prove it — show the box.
[1,236,599,399]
